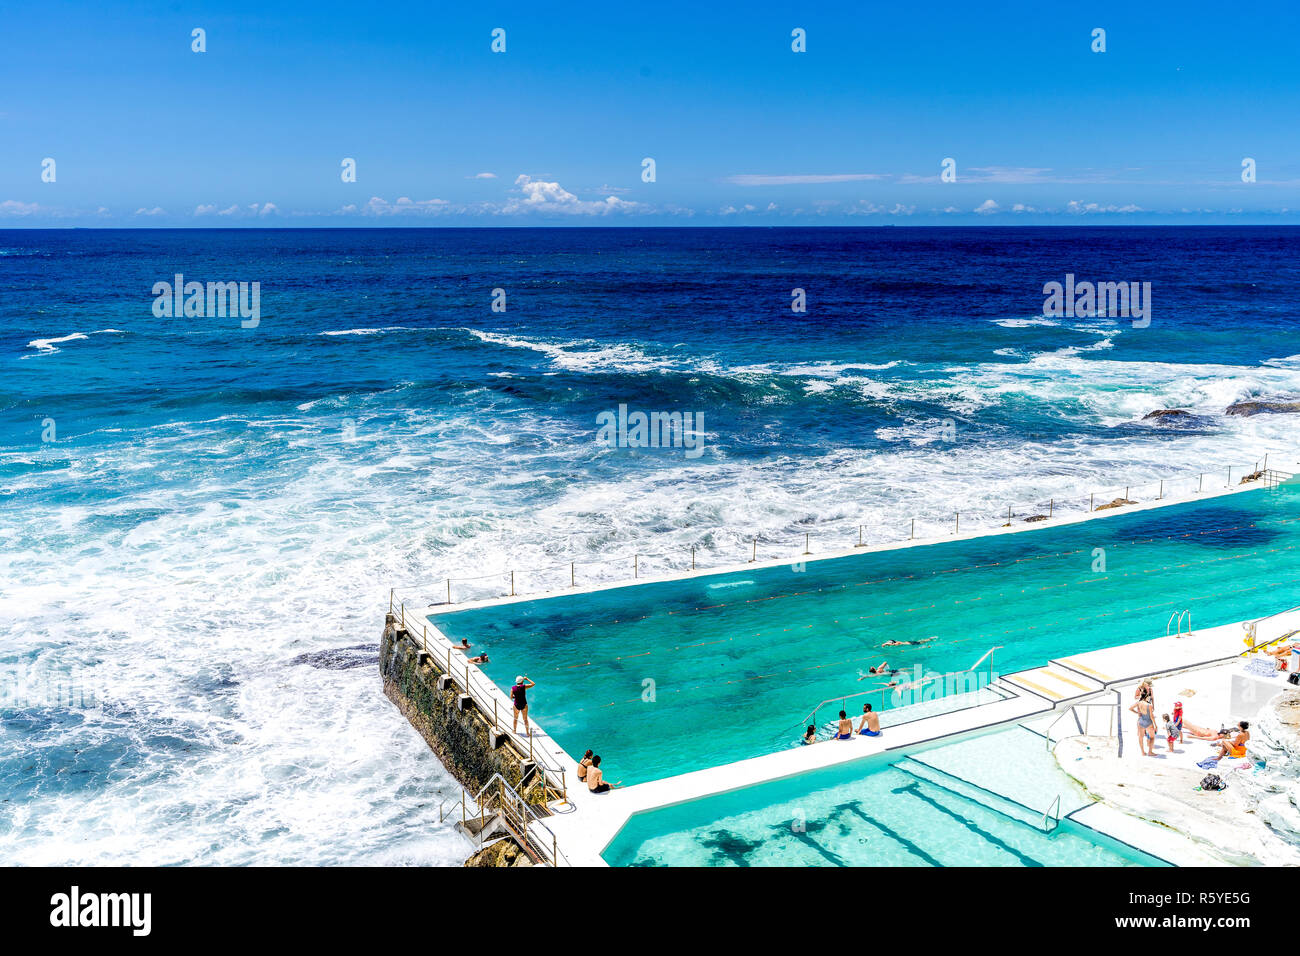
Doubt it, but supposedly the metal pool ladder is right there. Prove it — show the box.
[1166,608,1192,638]
[1041,794,1061,833]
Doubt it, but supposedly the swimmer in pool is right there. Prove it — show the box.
[856,661,894,680]
[881,637,936,648]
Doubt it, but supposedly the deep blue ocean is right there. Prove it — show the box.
[3,226,1300,864]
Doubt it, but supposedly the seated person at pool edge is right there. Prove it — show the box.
[587,755,618,793]
[857,703,881,737]
[834,711,853,739]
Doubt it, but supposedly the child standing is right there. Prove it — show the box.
[1163,713,1178,752]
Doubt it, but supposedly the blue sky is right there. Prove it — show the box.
[2,0,1299,226]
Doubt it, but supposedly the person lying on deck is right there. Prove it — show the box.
[857,703,881,737]
[1214,722,1251,760]
[856,661,894,680]
[882,638,936,648]
[834,711,853,739]
[1183,720,1231,741]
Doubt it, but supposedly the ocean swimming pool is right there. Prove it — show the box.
[600,728,1168,867]
[430,485,1300,785]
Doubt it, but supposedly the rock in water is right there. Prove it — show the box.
[1225,401,1300,416]
[1095,497,1136,511]
[464,839,531,867]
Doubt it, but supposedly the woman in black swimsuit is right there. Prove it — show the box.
[511,675,535,735]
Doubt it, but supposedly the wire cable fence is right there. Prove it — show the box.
[390,455,1291,610]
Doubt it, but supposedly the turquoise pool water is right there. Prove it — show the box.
[600,736,1167,867]
[431,486,1300,784]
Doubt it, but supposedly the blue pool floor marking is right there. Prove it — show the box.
[697,828,764,867]
[766,817,849,866]
[891,782,1045,867]
[831,799,946,867]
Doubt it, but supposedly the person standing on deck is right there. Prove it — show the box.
[511,675,535,736]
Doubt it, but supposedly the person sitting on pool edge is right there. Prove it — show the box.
[834,711,853,739]
[577,749,593,781]
[882,637,936,648]
[802,726,817,745]
[587,755,618,793]
[857,703,881,737]
[1214,721,1250,760]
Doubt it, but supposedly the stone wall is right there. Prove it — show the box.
[380,628,533,797]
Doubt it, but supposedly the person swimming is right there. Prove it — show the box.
[802,725,817,745]
[857,703,881,737]
[856,661,894,680]
[882,637,936,648]
[834,710,853,739]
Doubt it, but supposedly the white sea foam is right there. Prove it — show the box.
[25,329,125,354]
[7,337,1300,867]
[992,316,1061,328]
[319,326,419,336]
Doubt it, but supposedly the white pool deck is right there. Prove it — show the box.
[400,468,1300,867]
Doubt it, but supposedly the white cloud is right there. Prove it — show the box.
[133,206,166,216]
[472,172,497,179]
[1011,203,1037,213]
[726,173,885,186]
[502,175,638,215]
[195,203,218,216]
[249,202,279,217]
[1065,200,1142,215]
[974,199,1000,215]
[355,196,454,217]
[0,199,42,217]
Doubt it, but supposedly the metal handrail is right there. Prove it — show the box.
[391,455,1289,606]
[396,604,570,803]
[1042,794,1061,833]
[1166,608,1191,638]
[797,644,1003,734]
[1043,698,1119,751]
[466,773,570,867]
